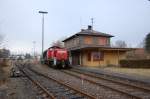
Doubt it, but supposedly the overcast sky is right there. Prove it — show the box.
[0,0,150,54]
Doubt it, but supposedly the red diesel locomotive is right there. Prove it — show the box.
[42,46,70,68]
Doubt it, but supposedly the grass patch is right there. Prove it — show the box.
[103,67,150,78]
[0,60,12,85]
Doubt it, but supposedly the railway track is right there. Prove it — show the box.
[61,69,150,99]
[18,65,96,99]
[20,67,56,99]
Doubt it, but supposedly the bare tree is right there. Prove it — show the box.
[145,33,150,54]
[52,40,64,48]
[0,34,4,47]
[136,40,144,48]
[115,40,127,48]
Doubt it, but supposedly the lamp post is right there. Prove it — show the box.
[33,41,36,58]
[39,11,48,62]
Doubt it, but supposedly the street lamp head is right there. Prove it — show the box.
[39,11,48,14]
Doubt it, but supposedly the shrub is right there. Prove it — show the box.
[120,59,150,68]
[0,58,10,67]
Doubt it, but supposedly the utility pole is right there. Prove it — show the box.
[39,11,48,62]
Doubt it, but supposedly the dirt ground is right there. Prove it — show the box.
[6,77,37,99]
[0,61,37,99]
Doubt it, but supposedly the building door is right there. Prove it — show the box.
[72,52,80,65]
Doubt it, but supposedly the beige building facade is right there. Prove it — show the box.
[63,26,132,67]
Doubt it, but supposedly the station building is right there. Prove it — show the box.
[63,26,132,67]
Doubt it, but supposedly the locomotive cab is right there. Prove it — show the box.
[45,46,70,69]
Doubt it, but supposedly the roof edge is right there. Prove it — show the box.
[62,33,114,42]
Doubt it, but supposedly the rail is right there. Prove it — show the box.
[19,67,56,99]
[27,67,96,99]
[71,69,150,92]
[61,69,150,99]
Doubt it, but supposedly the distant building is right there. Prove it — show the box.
[63,25,133,67]
[0,49,10,58]
[126,48,150,59]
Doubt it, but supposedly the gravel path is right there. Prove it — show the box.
[29,64,133,99]
[6,77,37,99]
[63,69,150,99]
[73,66,150,85]
[25,68,89,99]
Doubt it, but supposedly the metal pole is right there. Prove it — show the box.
[42,14,44,58]
[39,11,48,62]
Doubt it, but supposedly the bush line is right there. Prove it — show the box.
[119,59,150,68]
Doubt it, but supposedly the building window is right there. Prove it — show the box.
[71,39,73,47]
[84,36,92,44]
[93,37,98,44]
[76,37,79,44]
[99,37,107,46]
[73,38,76,46]
[92,51,104,61]
[107,38,110,46]
[87,52,91,61]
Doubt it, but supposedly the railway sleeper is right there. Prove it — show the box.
[61,94,80,99]
[70,96,85,99]
[52,89,67,93]
[49,86,65,90]
[54,93,70,98]
[65,91,77,95]
[54,92,80,98]
[52,89,71,94]
[54,89,70,93]
[67,95,85,99]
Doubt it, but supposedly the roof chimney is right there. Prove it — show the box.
[81,29,85,31]
[88,25,92,30]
